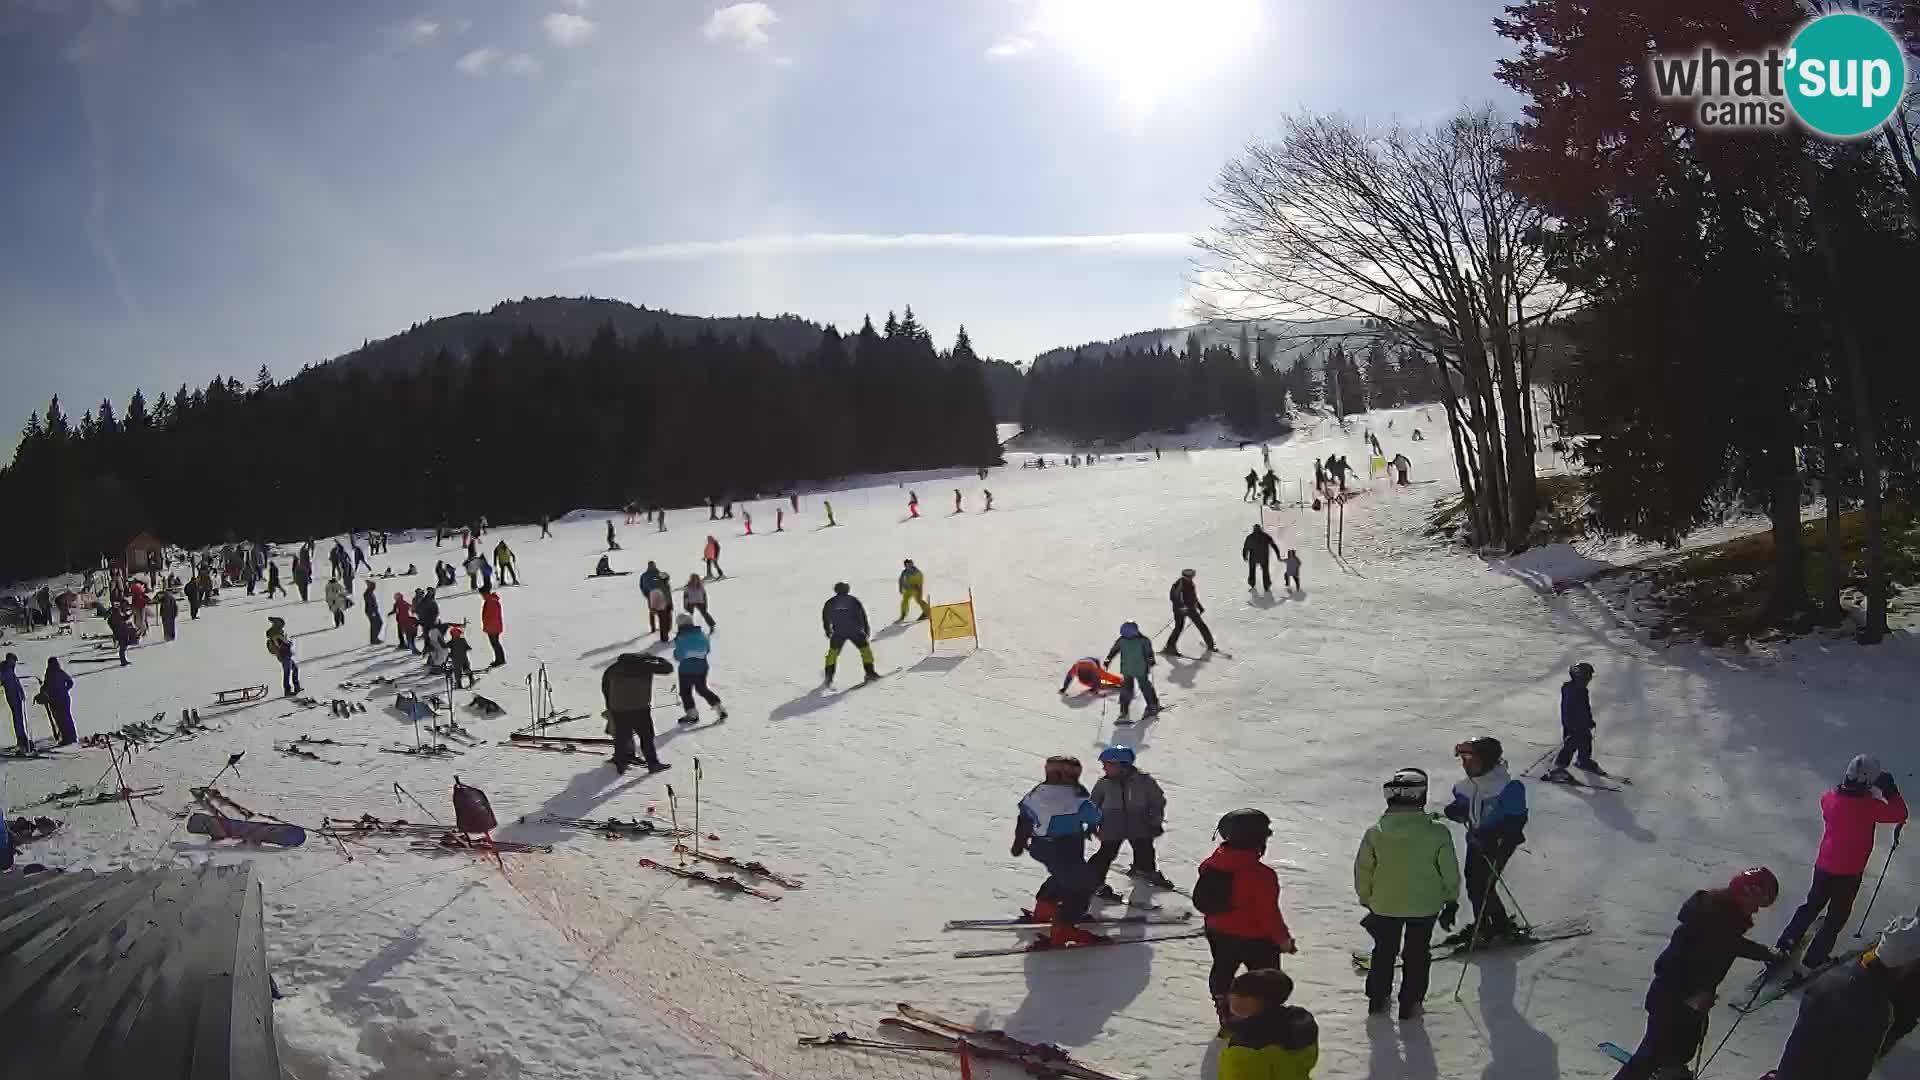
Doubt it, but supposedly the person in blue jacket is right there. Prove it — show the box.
[1012,755,1106,948]
[38,656,77,745]
[670,614,729,723]
[1443,735,1528,945]
[3,653,30,754]
[1548,662,1607,781]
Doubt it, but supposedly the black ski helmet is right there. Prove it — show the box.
[1384,767,1429,807]
[1216,808,1272,848]
[832,582,850,595]
[1455,736,1504,768]
[1569,662,1595,682]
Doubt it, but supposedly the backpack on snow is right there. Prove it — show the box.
[1193,865,1237,915]
[452,776,498,834]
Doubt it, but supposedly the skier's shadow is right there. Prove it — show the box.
[1367,1015,1439,1080]
[1471,951,1558,1079]
[1004,916,1153,1046]
[766,686,839,723]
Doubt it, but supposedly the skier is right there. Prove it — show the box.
[593,556,616,577]
[723,501,734,519]
[983,490,993,512]
[638,560,664,598]
[447,626,475,688]
[702,536,723,579]
[1613,868,1783,1080]
[265,560,284,598]
[775,509,783,532]
[129,580,149,636]
[606,520,619,551]
[908,491,919,518]
[1442,736,1529,945]
[392,592,416,653]
[266,617,300,696]
[1087,746,1170,899]
[540,515,552,539]
[1218,969,1320,1080]
[1010,755,1105,948]
[106,603,134,665]
[1548,662,1606,782]
[1774,755,1908,973]
[647,578,674,643]
[824,500,836,527]
[1283,549,1303,592]
[1197,809,1298,1027]
[184,575,204,618]
[481,586,505,667]
[467,550,493,592]
[656,510,666,533]
[1163,569,1218,656]
[821,582,878,686]
[602,651,674,774]
[33,658,75,745]
[1355,767,1461,1019]
[1313,458,1328,494]
[291,550,310,601]
[1392,452,1412,486]
[671,614,727,723]
[3,653,29,753]
[1243,525,1279,592]
[1104,622,1161,723]
[354,541,371,572]
[1768,908,1920,1080]
[1059,657,1124,694]
[362,579,383,644]
[1244,469,1258,502]
[414,588,440,643]
[493,540,519,586]
[743,510,753,536]
[423,623,450,675]
[954,488,963,513]
[156,588,178,641]
[1260,471,1280,509]
[898,559,932,622]
[324,578,349,628]
[790,493,800,513]
[683,573,716,631]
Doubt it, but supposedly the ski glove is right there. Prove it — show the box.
[1010,839,1026,857]
[1439,902,1459,931]
[1875,771,1899,798]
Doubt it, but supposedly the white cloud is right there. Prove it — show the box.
[399,18,440,45]
[454,47,500,75]
[558,0,591,7]
[702,2,777,51]
[543,11,597,46]
[986,36,1034,59]
[505,52,540,75]
[572,231,1196,265]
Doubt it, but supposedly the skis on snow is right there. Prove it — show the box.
[672,844,804,888]
[945,910,1191,930]
[525,814,692,839]
[1350,917,1593,971]
[884,1004,1139,1080]
[637,857,782,900]
[952,926,1205,958]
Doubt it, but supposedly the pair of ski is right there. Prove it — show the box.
[1731,919,1865,1014]
[428,723,482,745]
[529,814,693,839]
[946,910,1191,930]
[381,743,462,757]
[278,744,341,765]
[638,857,782,900]
[669,843,804,888]
[802,1003,1135,1080]
[412,833,552,856]
[1349,917,1594,971]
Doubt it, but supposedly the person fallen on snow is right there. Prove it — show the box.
[1060,657,1123,694]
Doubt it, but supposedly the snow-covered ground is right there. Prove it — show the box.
[4,403,1916,1080]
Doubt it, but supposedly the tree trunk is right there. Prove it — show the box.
[1494,337,1538,552]
[1768,427,1807,622]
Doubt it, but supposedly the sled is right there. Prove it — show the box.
[212,685,269,705]
[187,812,307,847]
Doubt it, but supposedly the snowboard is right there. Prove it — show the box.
[187,812,307,847]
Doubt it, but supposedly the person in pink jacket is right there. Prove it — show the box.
[1775,754,1907,971]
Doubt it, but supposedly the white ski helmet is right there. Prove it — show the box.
[1845,754,1883,787]
[1384,768,1429,807]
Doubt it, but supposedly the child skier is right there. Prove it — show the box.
[324,578,349,628]
[266,617,300,696]
[1442,736,1528,945]
[1355,767,1461,1019]
[1774,755,1908,974]
[1613,868,1783,1080]
[821,582,878,686]
[908,491,919,518]
[683,573,716,630]
[447,626,475,688]
[1059,657,1123,694]
[493,540,519,585]
[1197,809,1297,1027]
[1088,746,1171,896]
[898,559,931,621]
[1218,969,1319,1080]
[1283,549,1302,591]
[703,536,723,579]
[1548,662,1605,782]
[1010,755,1104,948]
[671,614,728,723]
[1104,622,1161,723]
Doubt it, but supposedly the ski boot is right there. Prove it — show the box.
[1132,868,1177,889]
[1398,1000,1424,1021]
[1576,760,1610,777]
[1029,898,1059,922]
[1093,883,1125,904]
[716,706,729,720]
[862,665,880,683]
[822,666,835,688]
[1159,646,1181,657]
[1545,767,1574,784]
[1141,705,1163,719]
[679,711,699,726]
[1046,924,1107,948]
[1115,708,1131,725]
[1367,997,1391,1017]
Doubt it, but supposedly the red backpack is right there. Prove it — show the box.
[452,776,497,834]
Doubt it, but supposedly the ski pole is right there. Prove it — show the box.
[1693,1014,1709,1077]
[1524,741,1564,779]
[693,758,702,858]
[1699,1001,1745,1075]
[1453,845,1516,1000]
[1853,823,1902,937]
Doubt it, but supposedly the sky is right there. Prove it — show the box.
[0,0,1523,438]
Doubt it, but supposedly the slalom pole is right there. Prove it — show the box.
[1853,823,1903,937]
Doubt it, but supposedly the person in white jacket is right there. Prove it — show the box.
[683,574,716,631]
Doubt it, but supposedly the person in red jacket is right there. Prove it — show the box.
[480,586,505,668]
[1776,754,1908,971]
[1196,808,1297,1026]
[391,592,417,653]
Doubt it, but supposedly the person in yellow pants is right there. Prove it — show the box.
[898,559,931,621]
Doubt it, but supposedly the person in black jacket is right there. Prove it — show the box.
[1614,868,1784,1080]
[1163,569,1217,656]
[1242,525,1279,592]
[602,651,674,774]
[821,583,878,686]
[1549,662,1605,781]
[1769,910,1920,1080]
[1243,469,1258,502]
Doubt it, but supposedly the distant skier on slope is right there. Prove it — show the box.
[1196,809,1297,1027]
[606,520,619,551]
[1442,736,1527,946]
[1612,868,1783,1080]
[1243,524,1279,592]
[898,559,931,622]
[1087,746,1171,897]
[702,536,723,578]
[1244,469,1258,502]
[1774,755,1908,975]
[1059,657,1123,694]
[983,490,993,512]
[1767,908,1920,1080]
[821,582,878,686]
[1163,569,1217,656]
[1011,755,1105,949]
[1104,622,1160,723]
[1283,549,1303,592]
[954,488,963,513]
[908,491,920,519]
[1547,662,1606,783]
[1392,452,1412,486]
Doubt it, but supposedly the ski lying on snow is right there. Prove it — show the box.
[1597,1042,1632,1065]
[797,1031,954,1053]
[1350,918,1593,970]
[946,910,1191,930]
[889,1005,1138,1080]
[638,857,781,900]
[869,1020,1102,1078]
[953,926,1205,958]
[674,845,804,887]
[411,834,553,855]
[527,814,691,838]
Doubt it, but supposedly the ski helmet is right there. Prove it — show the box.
[1569,662,1594,682]
[1120,621,1139,637]
[1099,746,1136,766]
[1384,767,1430,807]
[1454,736,1504,768]
[675,613,694,629]
[1044,755,1083,784]
[1845,754,1883,787]
[1182,568,1197,578]
[1216,808,1273,848]
[1727,866,1780,909]
[833,582,850,594]
[1872,911,1920,969]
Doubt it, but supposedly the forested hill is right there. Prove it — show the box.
[325,297,829,374]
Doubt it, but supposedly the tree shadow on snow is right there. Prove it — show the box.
[1470,952,1559,1079]
[1004,923,1152,1046]
[1366,1015,1439,1080]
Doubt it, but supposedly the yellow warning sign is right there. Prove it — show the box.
[928,599,977,644]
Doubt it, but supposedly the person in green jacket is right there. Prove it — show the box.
[1103,621,1160,723]
[1354,767,1461,1019]
[1218,968,1319,1079]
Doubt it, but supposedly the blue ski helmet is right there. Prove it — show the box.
[1120,621,1139,637]
[1099,746,1136,766]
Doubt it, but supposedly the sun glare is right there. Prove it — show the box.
[1035,0,1261,109]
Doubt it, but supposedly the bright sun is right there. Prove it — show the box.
[1033,0,1261,109]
